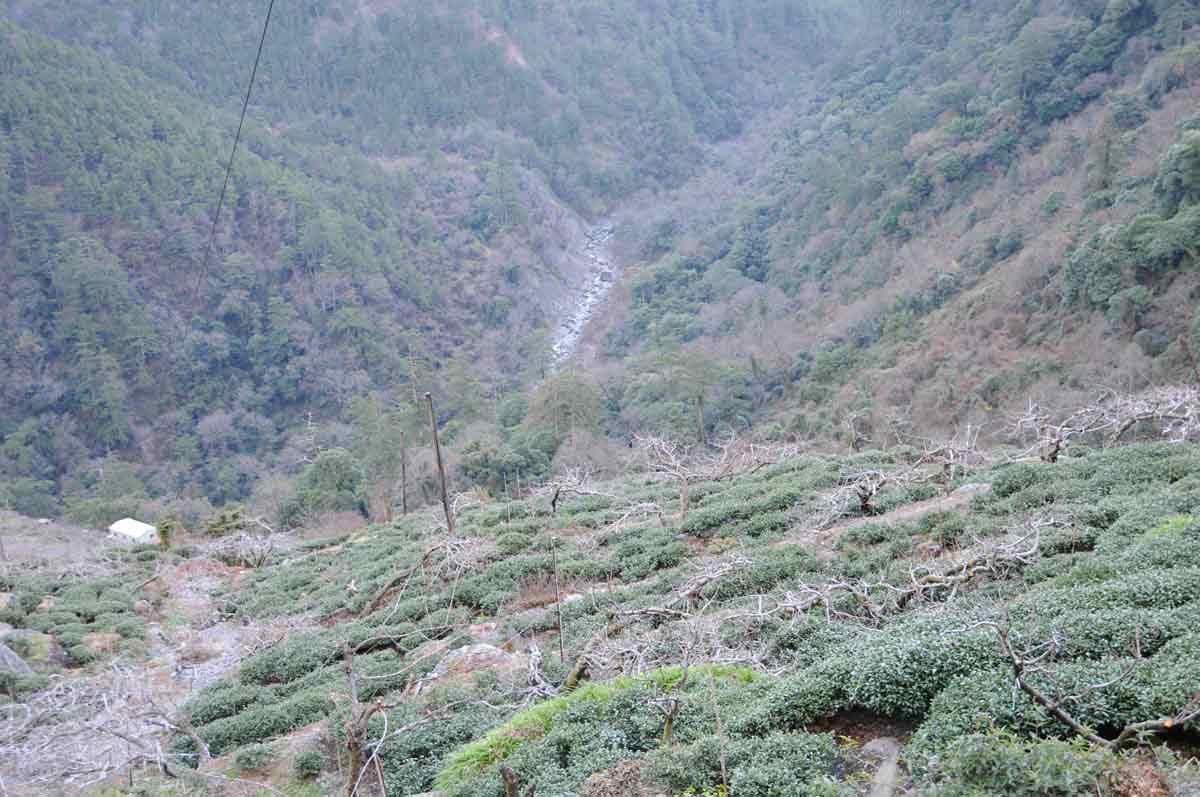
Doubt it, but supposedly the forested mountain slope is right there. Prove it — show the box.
[593,0,1200,447]
[5,3,1200,795]
[2,0,1200,533]
[0,20,569,515]
[0,2,848,520]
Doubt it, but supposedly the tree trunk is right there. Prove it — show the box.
[426,393,454,537]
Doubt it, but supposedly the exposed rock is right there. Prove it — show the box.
[36,595,55,612]
[0,641,33,677]
[552,222,617,365]
[913,541,945,560]
[469,620,500,641]
[862,737,903,797]
[134,599,153,616]
[410,643,526,694]
[0,592,14,610]
[434,643,524,678]
[178,640,218,665]
[953,482,992,497]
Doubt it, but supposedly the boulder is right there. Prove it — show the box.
[0,592,14,611]
[411,643,526,694]
[0,641,33,677]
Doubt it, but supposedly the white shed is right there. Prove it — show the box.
[107,518,158,545]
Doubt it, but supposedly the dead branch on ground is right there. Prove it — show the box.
[563,554,752,689]
[778,518,1048,625]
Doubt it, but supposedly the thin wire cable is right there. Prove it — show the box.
[197,0,277,296]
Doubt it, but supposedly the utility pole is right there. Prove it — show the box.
[400,430,408,516]
[426,393,454,537]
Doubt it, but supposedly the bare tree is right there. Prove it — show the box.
[973,619,1200,751]
[803,465,930,529]
[1013,386,1200,462]
[778,517,1048,625]
[0,662,211,790]
[632,433,803,526]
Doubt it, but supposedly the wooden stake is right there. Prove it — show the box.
[708,671,729,794]
[400,430,408,516]
[426,393,454,537]
[553,538,566,665]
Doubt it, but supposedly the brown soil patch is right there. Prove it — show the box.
[1117,758,1170,797]
[583,759,656,797]
[510,576,581,611]
[806,710,917,745]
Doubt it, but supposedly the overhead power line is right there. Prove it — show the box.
[196,0,277,299]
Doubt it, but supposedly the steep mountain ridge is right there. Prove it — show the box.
[590,0,1200,447]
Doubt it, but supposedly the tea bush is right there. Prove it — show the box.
[615,530,687,580]
[292,750,324,780]
[926,732,1119,796]
[437,666,759,796]
[910,649,1200,768]
[648,731,847,797]
[159,441,1200,792]
[0,572,148,666]
[234,743,275,772]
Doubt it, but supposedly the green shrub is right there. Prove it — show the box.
[187,682,274,726]
[649,732,844,797]
[736,510,791,538]
[911,649,1200,768]
[616,531,687,581]
[496,532,535,556]
[67,643,97,665]
[838,521,906,548]
[1017,568,1200,616]
[235,743,275,772]
[238,632,340,685]
[925,732,1119,796]
[992,463,1052,498]
[436,665,757,794]
[196,688,333,756]
[841,621,997,719]
[292,750,324,780]
[1015,606,1192,660]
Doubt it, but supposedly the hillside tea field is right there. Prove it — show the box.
[4,440,1200,795]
